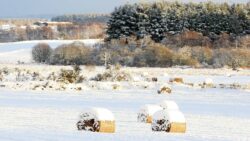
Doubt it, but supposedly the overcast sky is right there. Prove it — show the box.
[0,0,249,18]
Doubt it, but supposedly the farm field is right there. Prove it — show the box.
[1,0,250,140]
[0,65,250,141]
[0,40,250,141]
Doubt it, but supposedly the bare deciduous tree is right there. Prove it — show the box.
[32,43,52,63]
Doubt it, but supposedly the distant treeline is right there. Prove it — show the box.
[0,23,105,42]
[32,39,250,69]
[0,19,46,26]
[106,1,250,42]
[30,1,250,68]
[51,14,110,24]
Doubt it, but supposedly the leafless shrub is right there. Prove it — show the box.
[57,69,78,83]
[47,72,56,81]
[50,42,92,65]
[92,66,131,82]
[57,65,85,84]
[32,43,52,63]
[1,67,10,75]
[0,71,3,81]
[213,48,250,69]
[92,72,112,81]
[32,72,40,81]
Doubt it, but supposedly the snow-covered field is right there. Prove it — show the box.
[0,83,250,141]
[0,40,250,141]
[0,39,102,64]
[0,65,250,141]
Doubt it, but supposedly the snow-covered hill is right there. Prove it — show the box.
[0,39,102,64]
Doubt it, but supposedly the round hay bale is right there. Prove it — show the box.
[137,104,163,123]
[142,72,149,77]
[152,110,186,133]
[163,73,169,77]
[159,100,179,110]
[158,83,172,94]
[226,73,233,77]
[169,77,184,83]
[203,78,214,88]
[133,76,142,82]
[77,107,115,133]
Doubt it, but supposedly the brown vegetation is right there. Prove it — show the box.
[50,42,92,65]
[57,65,84,84]
[163,30,212,48]
[169,78,184,83]
[30,29,250,69]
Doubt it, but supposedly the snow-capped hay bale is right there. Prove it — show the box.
[133,75,142,82]
[204,78,213,85]
[158,83,172,94]
[112,84,122,90]
[77,108,115,133]
[203,78,214,88]
[159,100,179,110]
[152,110,186,133]
[138,104,163,123]
[142,72,149,77]
[169,77,184,83]
[163,73,169,77]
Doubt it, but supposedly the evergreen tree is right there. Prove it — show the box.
[147,3,167,42]
[107,4,137,39]
[106,1,250,42]
[135,4,150,39]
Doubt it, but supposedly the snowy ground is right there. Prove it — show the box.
[0,85,250,141]
[0,66,250,141]
[0,40,250,141]
[0,39,101,64]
